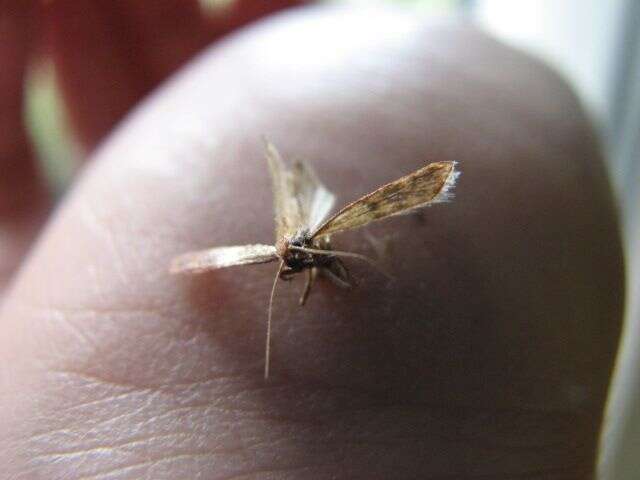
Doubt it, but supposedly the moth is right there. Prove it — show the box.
[171,141,459,378]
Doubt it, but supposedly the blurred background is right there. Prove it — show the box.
[11,0,640,478]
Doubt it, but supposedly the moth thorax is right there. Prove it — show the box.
[291,228,311,246]
[277,229,315,270]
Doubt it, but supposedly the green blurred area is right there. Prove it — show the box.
[24,61,77,194]
[24,0,461,191]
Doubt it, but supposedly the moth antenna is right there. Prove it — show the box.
[265,261,284,380]
[289,246,394,281]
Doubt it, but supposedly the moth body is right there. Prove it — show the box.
[170,140,459,378]
[277,229,334,276]
[275,228,313,270]
[275,229,350,294]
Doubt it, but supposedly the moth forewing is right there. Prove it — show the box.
[265,141,301,240]
[312,161,458,238]
[170,244,278,274]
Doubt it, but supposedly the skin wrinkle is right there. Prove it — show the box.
[24,375,590,478]
[74,453,222,480]
[3,302,195,384]
[214,465,352,480]
[23,379,267,446]
[79,459,326,480]
[44,335,256,390]
[27,432,250,479]
[127,402,584,453]
[50,311,101,355]
[52,374,163,423]
[66,428,338,480]
[31,432,243,463]
[20,419,587,480]
[76,200,142,292]
[215,458,584,480]
[7,290,178,317]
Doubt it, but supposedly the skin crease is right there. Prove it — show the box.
[0,5,624,480]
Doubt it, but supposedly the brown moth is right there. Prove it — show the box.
[171,141,459,378]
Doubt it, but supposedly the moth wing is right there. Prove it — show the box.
[170,244,278,274]
[312,161,459,238]
[265,141,303,240]
[291,160,336,233]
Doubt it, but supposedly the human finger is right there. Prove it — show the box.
[0,6,623,479]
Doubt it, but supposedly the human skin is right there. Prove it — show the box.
[0,5,624,480]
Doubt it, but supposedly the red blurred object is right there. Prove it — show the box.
[43,0,305,149]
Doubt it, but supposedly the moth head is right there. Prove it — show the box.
[290,228,311,247]
[276,229,310,254]
[276,230,316,271]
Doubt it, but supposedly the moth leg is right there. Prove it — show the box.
[299,267,317,306]
[323,258,351,289]
[279,267,296,281]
